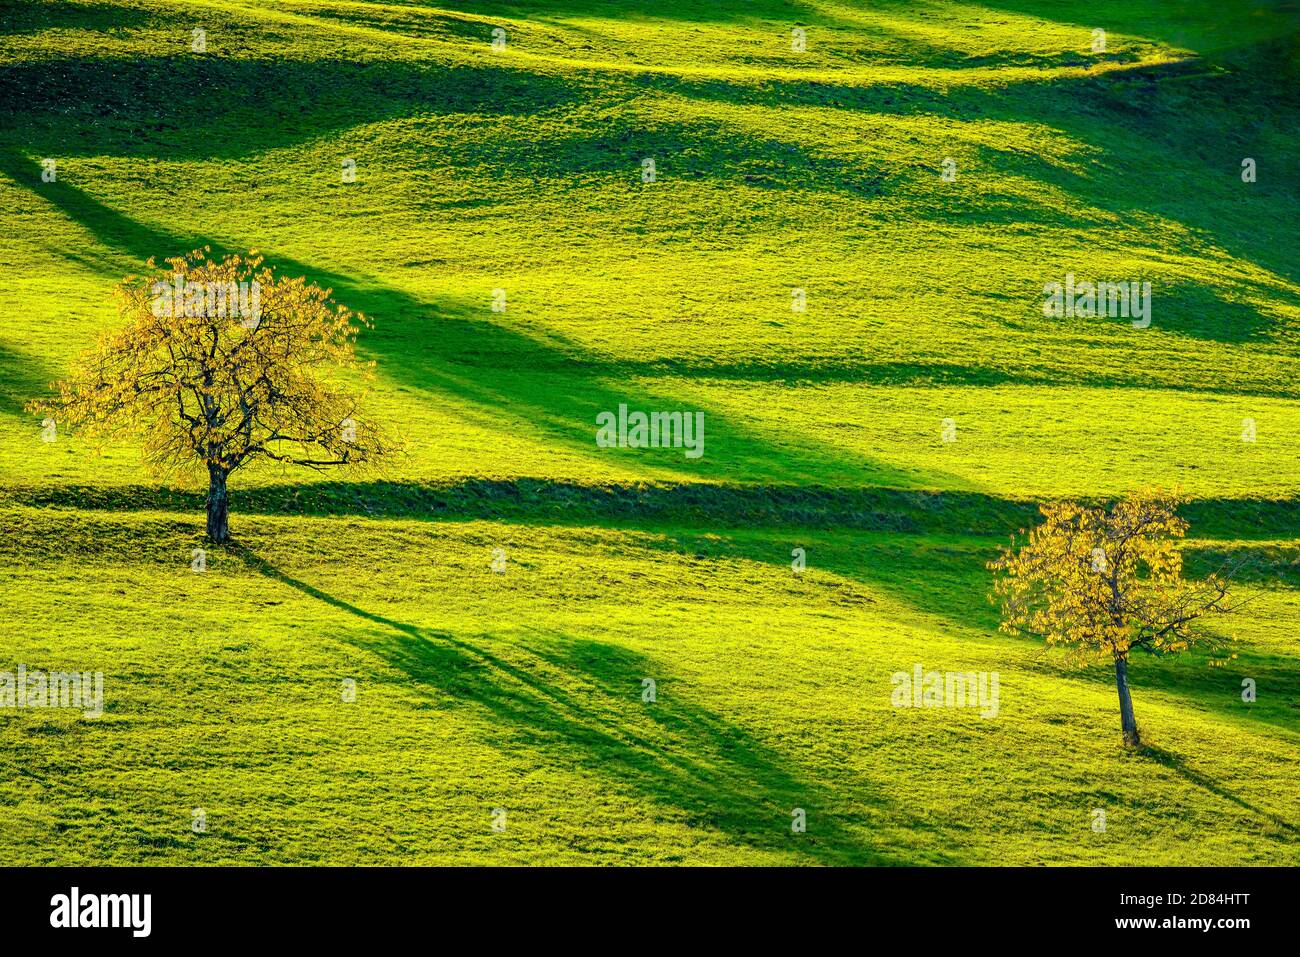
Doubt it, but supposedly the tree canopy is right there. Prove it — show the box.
[35,249,395,540]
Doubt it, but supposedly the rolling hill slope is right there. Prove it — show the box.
[1,0,1298,864]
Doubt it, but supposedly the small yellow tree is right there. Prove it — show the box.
[989,491,1233,747]
[33,249,394,543]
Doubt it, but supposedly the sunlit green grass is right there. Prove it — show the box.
[0,0,1298,864]
[2,507,1296,865]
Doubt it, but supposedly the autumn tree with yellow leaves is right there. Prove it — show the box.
[989,491,1235,747]
[34,250,394,543]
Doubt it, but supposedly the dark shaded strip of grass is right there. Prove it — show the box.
[4,479,1299,538]
[0,480,1030,533]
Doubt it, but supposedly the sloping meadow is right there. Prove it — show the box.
[0,0,1297,863]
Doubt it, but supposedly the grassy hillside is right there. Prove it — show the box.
[1,0,1298,864]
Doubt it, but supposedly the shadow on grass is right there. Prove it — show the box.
[0,153,953,488]
[671,42,1300,310]
[0,0,151,35]
[230,541,920,864]
[639,524,1300,737]
[10,482,1293,741]
[0,55,587,161]
[1185,542,1300,588]
[0,342,54,419]
[1143,744,1300,836]
[9,478,1300,540]
[1120,647,1300,737]
[310,0,837,31]
[5,148,1297,406]
[441,108,889,198]
[971,0,1300,56]
[1,478,1044,537]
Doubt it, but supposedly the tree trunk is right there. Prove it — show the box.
[1114,655,1140,747]
[206,463,230,543]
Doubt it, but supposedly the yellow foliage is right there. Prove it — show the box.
[989,490,1233,664]
[31,249,397,480]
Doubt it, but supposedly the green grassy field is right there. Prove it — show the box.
[1,0,1298,864]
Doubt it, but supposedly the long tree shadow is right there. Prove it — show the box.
[0,50,896,199]
[230,542,925,864]
[0,152,955,488]
[5,2,1297,351]
[1143,744,1300,837]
